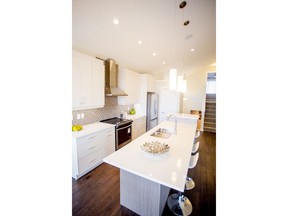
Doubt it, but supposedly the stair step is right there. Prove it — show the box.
[206,100,216,104]
[205,108,216,113]
[205,104,216,109]
[206,102,216,105]
[204,126,216,133]
[205,94,216,133]
[205,125,216,130]
[205,113,216,118]
[204,117,216,123]
[204,122,216,127]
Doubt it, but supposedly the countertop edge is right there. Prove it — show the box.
[72,122,115,138]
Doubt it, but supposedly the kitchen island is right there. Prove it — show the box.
[103,120,197,216]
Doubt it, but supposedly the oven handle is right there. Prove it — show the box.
[116,124,132,131]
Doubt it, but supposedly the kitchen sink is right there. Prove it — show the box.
[150,128,173,139]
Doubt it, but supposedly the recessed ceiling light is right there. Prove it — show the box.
[138,40,143,45]
[179,1,187,9]
[153,53,157,56]
[190,48,195,52]
[113,19,119,24]
[184,20,190,26]
[162,61,166,64]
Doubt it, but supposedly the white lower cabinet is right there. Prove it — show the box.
[78,150,102,175]
[132,116,146,140]
[102,127,115,157]
[72,127,115,179]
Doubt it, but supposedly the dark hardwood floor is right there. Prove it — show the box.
[72,131,216,216]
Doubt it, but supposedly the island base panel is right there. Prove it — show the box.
[120,169,170,216]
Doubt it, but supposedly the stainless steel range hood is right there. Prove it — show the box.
[105,59,128,96]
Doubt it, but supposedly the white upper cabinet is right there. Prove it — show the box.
[72,51,105,110]
[137,74,156,114]
[118,68,141,105]
[145,74,156,92]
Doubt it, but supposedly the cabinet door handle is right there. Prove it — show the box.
[88,136,96,140]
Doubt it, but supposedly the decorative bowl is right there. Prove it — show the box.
[141,141,170,154]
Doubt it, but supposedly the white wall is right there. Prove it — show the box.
[155,80,180,123]
[158,66,216,131]
[181,72,207,114]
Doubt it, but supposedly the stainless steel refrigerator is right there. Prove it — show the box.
[146,93,158,131]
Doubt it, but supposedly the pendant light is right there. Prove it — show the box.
[177,1,188,93]
[181,74,187,93]
[177,75,183,92]
[169,0,188,93]
[182,78,187,93]
[169,68,177,90]
[177,74,187,93]
[169,0,178,90]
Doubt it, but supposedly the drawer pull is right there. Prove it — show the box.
[88,146,96,150]
[89,159,96,164]
[88,136,96,140]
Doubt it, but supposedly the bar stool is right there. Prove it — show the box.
[191,141,199,155]
[167,153,200,215]
[194,130,200,144]
[167,192,192,216]
[186,142,200,189]
[185,153,199,190]
[195,130,201,139]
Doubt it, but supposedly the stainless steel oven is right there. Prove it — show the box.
[115,121,132,150]
[100,117,133,150]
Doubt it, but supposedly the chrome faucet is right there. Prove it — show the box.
[167,114,177,134]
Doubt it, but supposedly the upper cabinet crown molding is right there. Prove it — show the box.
[72,51,105,110]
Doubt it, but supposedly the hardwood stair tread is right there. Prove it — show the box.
[204,95,216,133]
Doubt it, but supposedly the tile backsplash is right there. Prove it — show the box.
[72,97,131,125]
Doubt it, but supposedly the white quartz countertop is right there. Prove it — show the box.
[72,122,115,139]
[126,113,146,120]
[168,113,199,119]
[103,121,197,192]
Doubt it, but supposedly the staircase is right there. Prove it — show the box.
[204,94,216,133]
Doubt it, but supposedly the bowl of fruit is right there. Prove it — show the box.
[130,108,136,115]
[72,124,82,132]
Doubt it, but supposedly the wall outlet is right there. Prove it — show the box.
[77,114,81,119]
[81,113,84,119]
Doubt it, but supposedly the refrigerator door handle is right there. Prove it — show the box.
[154,99,157,116]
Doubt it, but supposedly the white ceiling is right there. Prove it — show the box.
[72,0,216,79]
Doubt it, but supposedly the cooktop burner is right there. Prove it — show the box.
[100,117,133,126]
